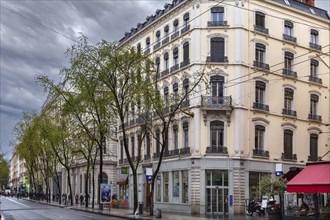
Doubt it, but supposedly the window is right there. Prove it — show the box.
[131,136,135,158]
[164,86,169,107]
[209,37,226,62]
[310,29,318,44]
[156,174,161,202]
[137,43,141,53]
[120,140,124,160]
[164,25,169,38]
[283,129,293,158]
[310,59,319,77]
[255,125,265,150]
[255,43,266,64]
[172,19,179,39]
[210,121,224,147]
[182,12,190,32]
[211,75,224,101]
[211,7,224,24]
[309,134,318,161]
[163,172,169,202]
[156,129,161,154]
[284,88,293,110]
[183,78,189,107]
[284,20,293,36]
[155,57,160,76]
[183,122,189,148]
[173,171,179,198]
[146,37,150,49]
[173,47,179,66]
[164,52,169,70]
[173,125,178,150]
[284,52,294,71]
[182,170,188,203]
[181,42,189,67]
[255,81,266,104]
[146,132,151,157]
[310,94,319,116]
[155,30,161,43]
[255,11,265,28]
[173,83,178,104]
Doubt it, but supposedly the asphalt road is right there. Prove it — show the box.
[0,196,124,220]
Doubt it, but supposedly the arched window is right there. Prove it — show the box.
[100,172,108,184]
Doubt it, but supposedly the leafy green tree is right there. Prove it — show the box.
[259,174,286,198]
[0,153,9,189]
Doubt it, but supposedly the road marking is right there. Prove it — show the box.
[6,198,30,208]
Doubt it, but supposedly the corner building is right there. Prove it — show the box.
[117,0,330,215]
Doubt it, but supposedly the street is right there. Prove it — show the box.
[0,196,125,220]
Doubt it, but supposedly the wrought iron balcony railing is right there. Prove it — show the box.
[144,48,150,54]
[153,42,161,50]
[161,69,169,77]
[309,76,322,84]
[308,155,319,162]
[169,149,180,156]
[180,147,190,155]
[207,20,228,27]
[253,149,269,157]
[281,153,297,161]
[170,64,179,72]
[206,56,228,63]
[308,114,322,122]
[180,59,190,68]
[253,61,270,70]
[181,25,190,35]
[309,42,322,51]
[253,102,269,111]
[171,31,179,40]
[282,69,297,78]
[206,146,228,154]
[254,25,269,35]
[283,34,297,43]
[282,108,297,117]
[201,96,232,109]
[144,154,151,161]
[162,37,169,45]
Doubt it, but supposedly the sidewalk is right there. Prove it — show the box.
[24,198,269,220]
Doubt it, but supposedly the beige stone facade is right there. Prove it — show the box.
[117,0,329,215]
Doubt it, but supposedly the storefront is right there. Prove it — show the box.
[284,161,330,220]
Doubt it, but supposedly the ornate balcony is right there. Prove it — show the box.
[308,155,319,162]
[171,31,179,40]
[253,102,269,112]
[201,96,232,110]
[309,76,322,84]
[253,149,269,158]
[170,64,179,72]
[308,114,322,122]
[169,149,180,156]
[161,69,169,77]
[283,34,297,43]
[282,108,297,117]
[206,146,228,154]
[253,61,270,70]
[207,20,228,27]
[282,69,297,78]
[162,37,169,45]
[254,25,269,35]
[180,59,190,68]
[206,56,228,63]
[309,42,322,51]
[153,42,161,50]
[181,25,190,35]
[180,147,190,155]
[281,153,297,161]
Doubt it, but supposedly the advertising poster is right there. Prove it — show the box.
[101,183,112,202]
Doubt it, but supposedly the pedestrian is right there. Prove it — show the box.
[80,194,84,205]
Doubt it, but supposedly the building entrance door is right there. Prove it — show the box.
[207,187,228,214]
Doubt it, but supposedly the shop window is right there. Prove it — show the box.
[182,170,188,203]
[173,171,180,198]
[163,172,169,202]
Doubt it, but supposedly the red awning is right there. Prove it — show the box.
[286,162,330,193]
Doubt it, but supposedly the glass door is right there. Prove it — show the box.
[207,187,225,214]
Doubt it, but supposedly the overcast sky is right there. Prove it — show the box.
[0,0,329,159]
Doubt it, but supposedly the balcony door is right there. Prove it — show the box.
[211,75,224,106]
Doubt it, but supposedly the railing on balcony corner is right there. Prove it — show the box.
[308,155,319,162]
[153,42,161,50]
[180,147,190,155]
[171,31,179,40]
[253,149,269,157]
[309,76,322,84]
[161,69,169,77]
[309,42,322,51]
[253,61,270,70]
[207,20,228,27]
[201,96,232,109]
[181,25,190,34]
[206,56,228,63]
[180,59,190,68]
[162,37,169,45]
[283,34,297,43]
[282,69,297,78]
[169,149,180,156]
[144,48,150,54]
[254,25,269,34]
[281,153,297,161]
[282,108,297,117]
[206,146,228,154]
[308,114,322,122]
[253,102,269,111]
[170,64,179,72]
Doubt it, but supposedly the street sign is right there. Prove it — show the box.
[146,175,152,181]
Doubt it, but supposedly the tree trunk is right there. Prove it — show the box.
[98,136,104,208]
[85,172,89,208]
[92,163,96,209]
[133,170,138,214]
[66,168,73,206]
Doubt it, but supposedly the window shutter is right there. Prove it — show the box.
[256,43,266,50]
[256,81,266,90]
[310,94,319,101]
[285,51,294,59]
[311,29,318,35]
[311,59,319,66]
